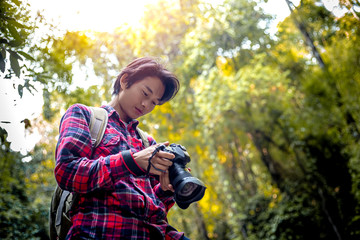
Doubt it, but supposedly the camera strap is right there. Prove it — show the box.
[146,145,166,176]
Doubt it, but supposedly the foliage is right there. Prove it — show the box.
[0,127,48,239]
[0,0,35,84]
[1,0,360,239]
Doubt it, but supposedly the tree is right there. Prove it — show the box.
[0,127,49,239]
[2,0,360,239]
[0,0,36,90]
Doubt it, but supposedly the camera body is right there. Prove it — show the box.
[159,144,206,209]
[161,143,190,167]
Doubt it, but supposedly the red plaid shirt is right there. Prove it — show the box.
[55,104,184,239]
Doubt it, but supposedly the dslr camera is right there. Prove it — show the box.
[160,143,206,209]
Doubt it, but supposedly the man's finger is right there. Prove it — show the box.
[150,161,167,174]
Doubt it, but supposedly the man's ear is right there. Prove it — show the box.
[119,74,128,90]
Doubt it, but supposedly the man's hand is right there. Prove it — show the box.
[133,141,174,174]
[133,141,175,191]
[159,170,175,192]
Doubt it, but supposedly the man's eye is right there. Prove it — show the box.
[152,101,157,106]
[143,91,148,96]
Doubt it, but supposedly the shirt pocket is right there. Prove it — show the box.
[102,133,121,146]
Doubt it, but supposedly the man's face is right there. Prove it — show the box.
[116,76,165,122]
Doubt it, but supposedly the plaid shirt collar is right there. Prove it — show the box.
[103,104,140,130]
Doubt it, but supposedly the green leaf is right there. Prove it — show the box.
[10,54,21,77]
[9,40,23,47]
[23,79,37,95]
[0,47,6,58]
[17,51,35,61]
[18,85,23,98]
[8,19,29,30]
[0,52,5,73]
[8,50,23,60]
[11,0,21,7]
[7,25,22,42]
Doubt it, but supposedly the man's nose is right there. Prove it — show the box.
[141,100,149,109]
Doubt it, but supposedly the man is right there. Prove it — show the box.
[55,57,190,239]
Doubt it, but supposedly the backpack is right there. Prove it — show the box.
[49,107,150,240]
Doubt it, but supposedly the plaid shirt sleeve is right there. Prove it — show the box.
[152,179,176,212]
[54,104,145,193]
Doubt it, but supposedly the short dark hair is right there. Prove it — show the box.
[112,57,180,104]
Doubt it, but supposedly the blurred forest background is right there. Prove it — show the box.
[1,0,360,239]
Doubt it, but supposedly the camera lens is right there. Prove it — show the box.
[174,177,206,209]
[165,144,207,209]
[169,163,206,209]
[179,182,197,197]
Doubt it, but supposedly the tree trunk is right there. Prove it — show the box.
[284,0,325,69]
[248,130,284,189]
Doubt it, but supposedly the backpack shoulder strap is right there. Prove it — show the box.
[137,127,150,148]
[49,106,108,240]
[89,106,147,148]
[89,107,108,148]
